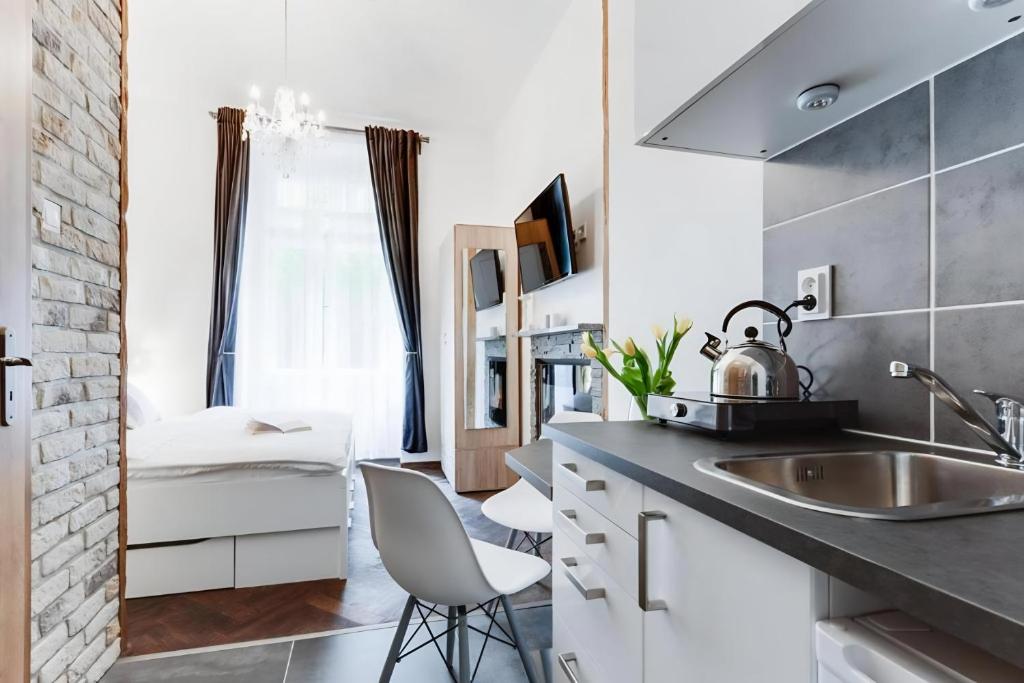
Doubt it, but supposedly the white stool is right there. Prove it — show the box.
[360,462,550,683]
[482,411,603,556]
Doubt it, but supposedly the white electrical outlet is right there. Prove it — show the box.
[796,265,832,320]
[43,199,62,234]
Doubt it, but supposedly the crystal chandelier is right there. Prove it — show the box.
[242,0,325,144]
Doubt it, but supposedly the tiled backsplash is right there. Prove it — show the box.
[763,31,1024,449]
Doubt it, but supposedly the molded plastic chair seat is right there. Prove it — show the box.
[480,479,553,534]
[470,538,550,595]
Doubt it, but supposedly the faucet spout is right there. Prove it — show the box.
[889,361,1024,467]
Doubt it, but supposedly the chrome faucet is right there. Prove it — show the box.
[890,361,1024,468]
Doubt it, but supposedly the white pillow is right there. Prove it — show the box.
[126,383,162,429]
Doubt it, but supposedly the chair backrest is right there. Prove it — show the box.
[548,410,604,424]
[359,462,499,606]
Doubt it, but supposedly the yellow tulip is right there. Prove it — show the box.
[676,317,694,335]
[602,347,617,356]
[651,324,667,340]
[623,337,637,356]
[581,344,598,359]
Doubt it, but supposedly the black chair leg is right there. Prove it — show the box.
[505,528,518,549]
[446,605,456,668]
[457,605,470,683]
[500,594,538,683]
[380,595,416,683]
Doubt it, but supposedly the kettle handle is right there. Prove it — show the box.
[721,299,793,338]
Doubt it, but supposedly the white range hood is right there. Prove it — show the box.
[638,0,1024,159]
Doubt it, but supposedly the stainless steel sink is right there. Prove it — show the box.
[694,451,1024,520]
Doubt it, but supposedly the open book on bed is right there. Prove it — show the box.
[246,415,313,435]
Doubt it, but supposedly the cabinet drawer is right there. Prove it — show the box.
[554,486,638,600]
[552,531,642,683]
[553,614,612,683]
[126,537,234,598]
[553,445,643,536]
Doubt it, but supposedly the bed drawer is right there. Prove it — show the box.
[553,445,643,536]
[235,527,346,587]
[126,537,234,598]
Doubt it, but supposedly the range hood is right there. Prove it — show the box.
[639,0,1024,159]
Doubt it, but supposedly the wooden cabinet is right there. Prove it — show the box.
[552,448,830,682]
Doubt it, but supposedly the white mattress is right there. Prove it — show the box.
[127,407,352,480]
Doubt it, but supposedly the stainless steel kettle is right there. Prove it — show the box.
[699,300,799,400]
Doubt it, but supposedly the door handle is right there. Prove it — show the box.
[1,327,31,426]
[1,357,32,367]
[638,511,668,611]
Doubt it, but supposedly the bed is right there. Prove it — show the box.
[125,406,354,598]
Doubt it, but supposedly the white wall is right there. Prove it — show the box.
[484,0,604,440]
[606,1,765,419]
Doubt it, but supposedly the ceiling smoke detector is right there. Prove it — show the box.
[969,0,1017,10]
[797,84,840,112]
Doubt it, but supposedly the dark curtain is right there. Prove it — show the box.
[206,107,250,407]
[365,126,427,453]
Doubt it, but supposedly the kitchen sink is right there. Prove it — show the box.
[694,451,1024,520]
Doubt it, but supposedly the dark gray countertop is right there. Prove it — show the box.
[543,420,1024,670]
[505,440,553,499]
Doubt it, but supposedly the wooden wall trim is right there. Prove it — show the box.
[117,0,129,654]
[601,0,610,418]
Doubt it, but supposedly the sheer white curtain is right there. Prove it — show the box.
[235,133,406,460]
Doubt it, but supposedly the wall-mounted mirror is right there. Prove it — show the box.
[463,248,509,430]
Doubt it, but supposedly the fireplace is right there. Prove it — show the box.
[487,357,507,428]
[536,359,592,429]
[525,324,604,439]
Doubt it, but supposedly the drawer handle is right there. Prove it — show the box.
[557,651,581,683]
[558,509,605,544]
[638,511,668,612]
[560,557,605,600]
[560,462,606,491]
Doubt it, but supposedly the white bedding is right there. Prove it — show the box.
[127,407,352,480]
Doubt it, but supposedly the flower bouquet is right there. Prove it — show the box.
[581,316,693,420]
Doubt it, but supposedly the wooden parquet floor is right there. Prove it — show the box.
[124,461,551,655]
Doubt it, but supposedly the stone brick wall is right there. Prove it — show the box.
[29,0,123,680]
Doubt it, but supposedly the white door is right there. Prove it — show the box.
[0,1,33,680]
[641,488,827,682]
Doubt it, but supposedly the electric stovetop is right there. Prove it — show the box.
[647,392,858,434]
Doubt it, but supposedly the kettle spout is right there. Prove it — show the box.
[700,332,724,362]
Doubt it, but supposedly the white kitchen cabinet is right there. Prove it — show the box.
[634,0,815,140]
[640,486,827,682]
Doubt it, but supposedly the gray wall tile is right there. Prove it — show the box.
[935,146,1024,307]
[764,83,930,226]
[935,32,1024,171]
[764,180,930,316]
[773,314,931,440]
[934,304,1024,449]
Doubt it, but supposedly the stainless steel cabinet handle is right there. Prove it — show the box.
[0,357,31,367]
[560,557,605,600]
[557,652,581,683]
[559,462,605,491]
[638,511,667,611]
[558,509,605,544]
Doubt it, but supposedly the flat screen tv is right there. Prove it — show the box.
[515,174,577,294]
[469,249,504,311]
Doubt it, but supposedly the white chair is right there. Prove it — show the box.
[482,411,603,555]
[360,462,549,683]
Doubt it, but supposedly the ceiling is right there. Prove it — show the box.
[129,0,573,131]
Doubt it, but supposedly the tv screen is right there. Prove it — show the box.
[515,174,576,294]
[469,249,503,311]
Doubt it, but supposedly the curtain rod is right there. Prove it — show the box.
[207,110,430,143]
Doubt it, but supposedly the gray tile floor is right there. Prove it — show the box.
[103,604,552,682]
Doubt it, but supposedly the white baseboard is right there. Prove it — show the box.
[399,450,441,465]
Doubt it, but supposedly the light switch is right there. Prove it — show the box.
[43,199,61,234]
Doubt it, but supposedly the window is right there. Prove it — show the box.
[235,133,405,459]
